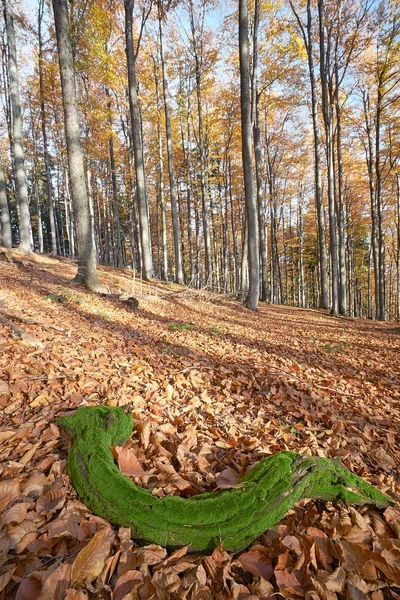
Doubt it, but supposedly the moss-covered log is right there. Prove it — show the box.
[59,406,394,552]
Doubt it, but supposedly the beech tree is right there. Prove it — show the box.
[239,0,259,310]
[0,153,12,247]
[124,0,153,280]
[52,0,105,290]
[3,0,32,252]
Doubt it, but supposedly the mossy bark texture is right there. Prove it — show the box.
[59,406,394,553]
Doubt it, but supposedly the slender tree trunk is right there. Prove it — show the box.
[0,154,12,248]
[229,158,240,294]
[52,0,104,290]
[239,0,259,310]
[154,59,168,280]
[38,0,57,257]
[397,173,400,321]
[289,0,328,309]
[375,86,385,321]
[363,92,380,319]
[159,14,183,284]
[318,0,339,315]
[334,34,347,316]
[106,90,123,268]
[124,0,152,280]
[187,0,212,287]
[4,0,31,252]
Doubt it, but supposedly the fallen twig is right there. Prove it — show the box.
[0,312,44,348]
[0,310,65,332]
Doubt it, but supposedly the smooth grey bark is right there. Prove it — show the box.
[159,15,183,284]
[251,0,267,302]
[187,0,212,287]
[239,214,249,300]
[180,96,195,283]
[229,158,240,294]
[362,91,380,319]
[0,154,12,247]
[4,0,31,253]
[105,89,123,268]
[124,0,153,280]
[153,56,168,280]
[239,0,259,310]
[52,0,104,290]
[332,19,347,316]
[318,0,339,316]
[397,173,400,321]
[289,0,328,310]
[38,0,57,257]
[375,83,385,321]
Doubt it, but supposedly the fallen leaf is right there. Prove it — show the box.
[38,563,71,600]
[71,527,114,587]
[238,550,273,580]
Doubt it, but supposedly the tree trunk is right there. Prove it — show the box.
[187,0,212,287]
[375,86,385,321]
[4,0,31,253]
[124,0,153,280]
[159,15,183,284]
[52,0,104,290]
[289,0,329,310]
[397,173,400,321]
[154,59,168,280]
[239,0,259,310]
[318,0,339,315]
[0,154,12,248]
[106,90,123,268]
[38,0,57,257]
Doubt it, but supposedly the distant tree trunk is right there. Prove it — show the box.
[187,0,212,287]
[229,158,240,294]
[154,57,168,280]
[159,14,183,284]
[124,0,153,280]
[289,0,329,310]
[396,173,400,321]
[4,0,31,253]
[318,0,339,315]
[52,0,105,290]
[362,92,380,319]
[239,214,249,300]
[105,89,123,268]
[38,0,57,257]
[375,83,385,321]
[0,154,12,248]
[239,0,259,310]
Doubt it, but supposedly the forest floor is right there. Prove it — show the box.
[0,249,399,600]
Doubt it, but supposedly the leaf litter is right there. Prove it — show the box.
[0,251,399,599]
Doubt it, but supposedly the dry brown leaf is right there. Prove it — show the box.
[15,577,42,600]
[37,488,66,515]
[113,570,144,600]
[324,566,346,593]
[112,446,150,477]
[38,563,71,600]
[275,569,304,596]
[133,543,167,565]
[238,550,273,581]
[0,565,16,593]
[65,590,89,599]
[0,501,31,529]
[71,527,114,587]
[0,479,19,512]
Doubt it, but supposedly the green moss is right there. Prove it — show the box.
[58,406,394,552]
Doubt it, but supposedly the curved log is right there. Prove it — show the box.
[59,406,394,552]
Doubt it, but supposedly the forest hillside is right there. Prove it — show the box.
[0,251,399,599]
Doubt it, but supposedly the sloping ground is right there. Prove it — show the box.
[0,249,399,600]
